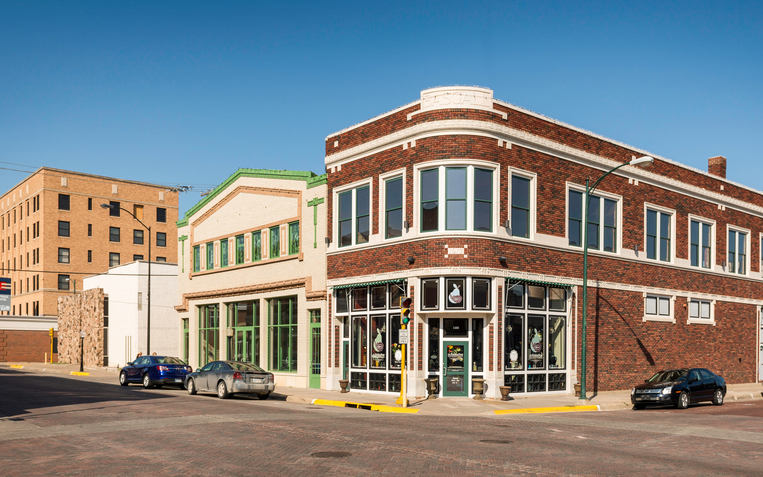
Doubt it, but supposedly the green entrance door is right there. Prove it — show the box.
[442,341,469,397]
[309,319,321,389]
[342,342,349,381]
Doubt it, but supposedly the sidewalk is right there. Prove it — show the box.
[4,362,761,416]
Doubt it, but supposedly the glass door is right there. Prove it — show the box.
[309,312,321,389]
[442,341,469,397]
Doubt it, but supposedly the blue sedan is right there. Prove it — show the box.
[119,356,192,389]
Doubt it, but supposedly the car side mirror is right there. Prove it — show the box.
[688,378,697,384]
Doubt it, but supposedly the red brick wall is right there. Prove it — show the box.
[0,329,57,362]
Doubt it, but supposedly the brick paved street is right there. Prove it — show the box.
[1,368,762,476]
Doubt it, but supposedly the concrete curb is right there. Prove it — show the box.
[312,398,420,414]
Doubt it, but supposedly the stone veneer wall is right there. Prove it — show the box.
[57,288,105,367]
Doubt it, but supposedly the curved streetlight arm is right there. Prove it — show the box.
[100,203,150,232]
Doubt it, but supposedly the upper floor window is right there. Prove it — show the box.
[220,239,228,268]
[109,227,120,242]
[88,198,93,210]
[270,226,280,258]
[728,228,748,275]
[510,174,531,238]
[206,242,214,270]
[108,201,120,217]
[157,207,167,223]
[419,165,496,234]
[58,248,70,264]
[193,245,201,272]
[690,218,713,269]
[156,232,167,247]
[288,223,299,255]
[236,235,245,264]
[568,189,619,252]
[133,229,144,245]
[338,185,369,247]
[58,274,70,290]
[58,221,70,237]
[133,204,144,220]
[109,253,120,267]
[646,207,672,262]
[252,231,262,261]
[644,294,674,322]
[384,175,403,239]
[58,194,70,211]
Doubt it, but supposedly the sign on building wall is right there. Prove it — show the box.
[0,277,10,311]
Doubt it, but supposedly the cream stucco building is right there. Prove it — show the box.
[176,169,328,389]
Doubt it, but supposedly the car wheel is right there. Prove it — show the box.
[217,380,230,399]
[142,373,153,389]
[119,371,128,386]
[187,378,197,395]
[676,391,689,409]
[712,388,724,406]
[633,403,646,410]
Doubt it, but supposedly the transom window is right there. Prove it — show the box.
[568,189,618,252]
[419,165,495,234]
[338,185,370,247]
[690,219,712,269]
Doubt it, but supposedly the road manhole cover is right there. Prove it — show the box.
[312,452,351,458]
[479,439,512,444]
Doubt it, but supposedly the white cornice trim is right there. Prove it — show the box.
[324,119,763,217]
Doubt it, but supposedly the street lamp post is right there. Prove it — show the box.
[101,203,152,355]
[579,156,653,400]
[65,277,75,294]
[79,330,86,372]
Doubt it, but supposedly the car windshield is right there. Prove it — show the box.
[227,361,266,372]
[647,369,688,383]
[155,357,185,365]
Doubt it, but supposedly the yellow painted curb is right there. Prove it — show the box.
[312,398,419,414]
[10,365,24,369]
[70,371,90,376]
[494,405,600,415]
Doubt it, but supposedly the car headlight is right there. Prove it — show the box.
[661,386,672,395]
[631,388,636,396]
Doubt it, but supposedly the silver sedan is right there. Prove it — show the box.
[185,361,276,399]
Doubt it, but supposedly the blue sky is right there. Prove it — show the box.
[1,1,761,217]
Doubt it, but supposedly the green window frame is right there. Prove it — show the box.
[268,296,298,373]
[445,167,467,230]
[728,229,747,274]
[288,222,299,255]
[198,304,219,367]
[473,168,492,232]
[420,169,439,232]
[338,190,352,247]
[220,239,228,268]
[235,234,245,264]
[355,186,369,244]
[193,245,200,272]
[385,176,403,239]
[206,242,214,270]
[182,318,189,364]
[646,209,671,261]
[252,231,262,261]
[568,190,583,247]
[270,226,280,258]
[511,175,531,238]
[690,220,712,269]
[227,300,260,364]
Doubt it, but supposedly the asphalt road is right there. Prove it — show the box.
[1,368,762,476]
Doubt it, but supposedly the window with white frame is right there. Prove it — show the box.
[646,207,672,262]
[728,228,748,274]
[688,299,712,321]
[568,188,619,252]
[644,294,672,321]
[510,174,531,238]
[690,218,713,269]
[338,184,370,247]
[418,165,496,234]
[383,175,403,239]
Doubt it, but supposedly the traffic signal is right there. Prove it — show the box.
[400,297,412,325]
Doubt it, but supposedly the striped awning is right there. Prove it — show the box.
[506,277,572,289]
[332,278,406,290]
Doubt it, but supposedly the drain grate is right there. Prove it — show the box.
[344,403,373,410]
[479,439,513,444]
[306,407,323,409]
[312,452,351,458]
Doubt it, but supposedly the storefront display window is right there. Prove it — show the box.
[198,304,219,367]
[390,315,402,369]
[505,314,523,370]
[472,319,483,372]
[352,316,367,368]
[268,297,297,372]
[370,315,386,369]
[422,278,438,310]
[549,316,565,369]
[472,278,490,310]
[527,315,545,370]
[428,318,440,372]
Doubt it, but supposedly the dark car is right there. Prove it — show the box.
[185,360,276,399]
[631,368,726,409]
[119,356,192,389]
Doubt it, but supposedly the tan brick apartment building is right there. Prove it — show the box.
[0,167,179,318]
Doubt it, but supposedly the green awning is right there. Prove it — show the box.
[333,278,406,290]
[506,277,572,289]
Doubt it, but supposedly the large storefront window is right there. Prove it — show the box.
[504,282,569,393]
[198,304,219,367]
[227,300,259,365]
[269,297,297,372]
[335,282,405,392]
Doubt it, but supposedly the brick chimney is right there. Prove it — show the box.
[708,156,727,178]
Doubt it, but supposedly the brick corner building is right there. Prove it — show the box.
[322,86,763,398]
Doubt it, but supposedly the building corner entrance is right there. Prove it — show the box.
[442,341,469,397]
